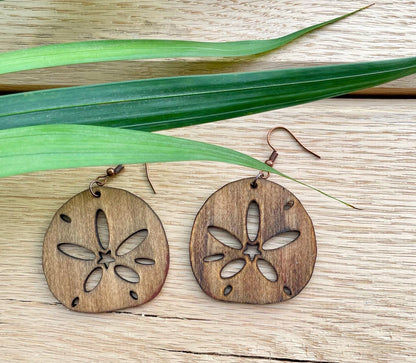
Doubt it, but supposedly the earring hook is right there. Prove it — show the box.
[255,126,320,181]
[145,163,157,194]
[267,126,321,160]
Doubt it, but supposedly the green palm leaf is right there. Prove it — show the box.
[0,124,354,207]
[0,125,272,177]
[1,57,415,131]
[0,6,370,75]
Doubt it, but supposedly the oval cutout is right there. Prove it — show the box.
[284,200,294,210]
[256,259,278,282]
[60,214,71,223]
[57,243,95,260]
[135,258,155,265]
[115,265,140,283]
[203,254,224,262]
[284,286,292,296]
[71,297,79,307]
[84,267,103,292]
[116,229,148,256]
[262,231,300,250]
[96,209,110,250]
[130,291,138,300]
[220,259,246,279]
[246,201,260,242]
[223,285,232,296]
[208,227,242,250]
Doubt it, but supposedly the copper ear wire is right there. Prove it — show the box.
[89,164,156,197]
[254,126,320,182]
[266,126,321,160]
[145,163,157,194]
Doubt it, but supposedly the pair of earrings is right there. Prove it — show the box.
[43,127,319,313]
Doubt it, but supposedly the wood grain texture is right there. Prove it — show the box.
[0,0,415,92]
[43,187,169,313]
[190,177,316,304]
[0,98,415,362]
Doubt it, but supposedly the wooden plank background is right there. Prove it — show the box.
[0,1,415,362]
[0,0,415,92]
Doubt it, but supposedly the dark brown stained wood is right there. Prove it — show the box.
[43,187,169,313]
[190,178,316,304]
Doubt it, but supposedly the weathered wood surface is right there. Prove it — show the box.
[0,0,415,92]
[0,0,415,361]
[0,98,415,362]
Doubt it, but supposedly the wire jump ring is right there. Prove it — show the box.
[89,180,105,198]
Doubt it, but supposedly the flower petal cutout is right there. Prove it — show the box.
[114,265,140,283]
[96,209,109,250]
[116,229,148,256]
[203,254,225,262]
[84,267,103,292]
[208,227,242,250]
[246,200,260,242]
[220,259,246,279]
[262,231,300,250]
[256,259,278,282]
[135,258,155,265]
[57,243,95,260]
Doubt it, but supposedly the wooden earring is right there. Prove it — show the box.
[190,127,319,304]
[43,165,169,313]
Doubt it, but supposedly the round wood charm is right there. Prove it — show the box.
[43,187,169,313]
[190,178,316,304]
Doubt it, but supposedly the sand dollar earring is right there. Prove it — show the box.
[190,127,319,304]
[43,165,169,313]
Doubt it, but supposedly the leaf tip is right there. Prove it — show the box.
[360,3,375,12]
[346,202,363,210]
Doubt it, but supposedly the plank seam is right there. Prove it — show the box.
[158,348,337,363]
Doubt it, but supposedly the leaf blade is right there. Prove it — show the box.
[0,124,277,177]
[1,57,415,131]
[0,6,371,75]
[0,124,358,208]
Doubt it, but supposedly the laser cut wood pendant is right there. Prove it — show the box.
[190,178,316,304]
[43,187,169,313]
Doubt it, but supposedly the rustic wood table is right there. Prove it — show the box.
[0,1,415,362]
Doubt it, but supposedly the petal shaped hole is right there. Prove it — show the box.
[96,209,109,250]
[57,243,95,260]
[203,254,224,262]
[116,229,148,256]
[208,227,242,250]
[115,265,140,283]
[60,214,71,223]
[130,291,138,300]
[262,231,300,250]
[284,200,294,210]
[135,258,155,265]
[246,200,260,242]
[256,259,278,282]
[223,285,232,296]
[284,286,292,296]
[220,259,246,279]
[71,297,79,307]
[84,267,103,292]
